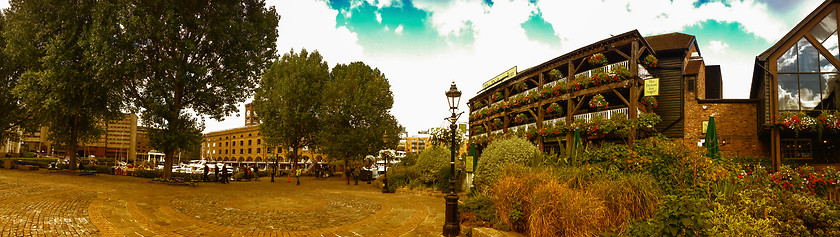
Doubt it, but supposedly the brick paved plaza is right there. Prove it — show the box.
[0,169,447,236]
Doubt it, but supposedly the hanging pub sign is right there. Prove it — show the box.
[645,78,659,96]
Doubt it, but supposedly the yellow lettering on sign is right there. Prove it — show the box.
[483,67,517,90]
[645,78,659,96]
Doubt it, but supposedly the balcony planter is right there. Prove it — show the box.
[776,111,840,136]
[492,91,503,102]
[588,53,608,67]
[474,101,484,110]
[611,65,631,81]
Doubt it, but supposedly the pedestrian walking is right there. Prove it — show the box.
[252,165,259,181]
[214,164,219,182]
[203,164,209,182]
[222,164,229,184]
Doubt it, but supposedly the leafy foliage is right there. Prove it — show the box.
[474,137,540,192]
[318,62,401,167]
[98,0,280,178]
[255,49,329,169]
[413,146,451,184]
[6,0,124,169]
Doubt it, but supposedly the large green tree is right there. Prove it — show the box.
[101,0,280,179]
[5,0,123,169]
[254,49,328,175]
[0,10,30,144]
[318,62,401,184]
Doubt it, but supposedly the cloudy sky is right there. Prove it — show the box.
[0,0,827,135]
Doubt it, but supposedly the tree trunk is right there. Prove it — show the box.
[163,150,175,179]
[345,157,349,185]
[68,117,79,172]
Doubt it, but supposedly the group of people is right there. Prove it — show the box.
[202,164,260,184]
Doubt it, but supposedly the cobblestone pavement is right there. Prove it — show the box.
[0,169,450,236]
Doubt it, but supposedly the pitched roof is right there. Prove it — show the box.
[685,60,704,75]
[644,32,696,53]
[758,0,837,61]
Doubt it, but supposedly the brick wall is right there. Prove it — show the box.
[681,60,769,158]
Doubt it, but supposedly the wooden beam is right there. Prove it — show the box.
[638,45,648,57]
[612,88,630,107]
[805,34,840,72]
[574,96,587,113]
[614,47,631,60]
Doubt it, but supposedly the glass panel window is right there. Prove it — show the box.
[825,73,840,109]
[810,10,837,43]
[778,43,798,72]
[781,139,812,159]
[823,32,840,63]
[798,37,819,73]
[778,74,801,110]
[800,74,822,110]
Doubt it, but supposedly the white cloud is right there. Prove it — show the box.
[269,0,364,66]
[0,0,8,11]
[376,12,382,23]
[204,0,366,133]
[707,40,730,53]
[394,24,403,34]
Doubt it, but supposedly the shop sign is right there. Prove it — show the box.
[645,78,659,96]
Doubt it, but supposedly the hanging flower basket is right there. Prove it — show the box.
[775,112,816,136]
[642,55,658,70]
[546,102,563,116]
[492,91,503,102]
[515,82,528,92]
[589,94,608,110]
[493,118,503,130]
[474,101,484,110]
[641,96,658,111]
[588,53,608,67]
[553,83,568,96]
[515,113,528,125]
[549,69,564,80]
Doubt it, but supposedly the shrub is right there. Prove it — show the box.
[233,172,246,181]
[527,181,606,237]
[88,165,112,174]
[459,193,497,227]
[591,172,662,232]
[401,153,418,166]
[386,165,417,191]
[707,193,778,236]
[489,166,550,232]
[735,187,840,236]
[134,169,162,178]
[413,147,452,184]
[475,137,540,191]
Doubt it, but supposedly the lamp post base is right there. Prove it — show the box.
[443,192,460,237]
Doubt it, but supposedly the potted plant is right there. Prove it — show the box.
[589,94,608,110]
[493,91,503,102]
[474,101,484,110]
[611,65,630,81]
[588,53,608,67]
[641,96,658,111]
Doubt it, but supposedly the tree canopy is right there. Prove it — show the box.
[318,62,402,167]
[254,49,329,168]
[5,0,124,169]
[99,0,280,178]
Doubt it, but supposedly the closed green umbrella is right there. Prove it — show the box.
[705,115,720,161]
[572,128,582,163]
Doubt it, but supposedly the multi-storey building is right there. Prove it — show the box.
[201,103,326,167]
[398,134,431,154]
[10,114,153,160]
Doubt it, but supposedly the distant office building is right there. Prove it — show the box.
[201,103,326,166]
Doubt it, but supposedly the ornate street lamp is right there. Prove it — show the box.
[443,81,461,237]
[381,134,390,193]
